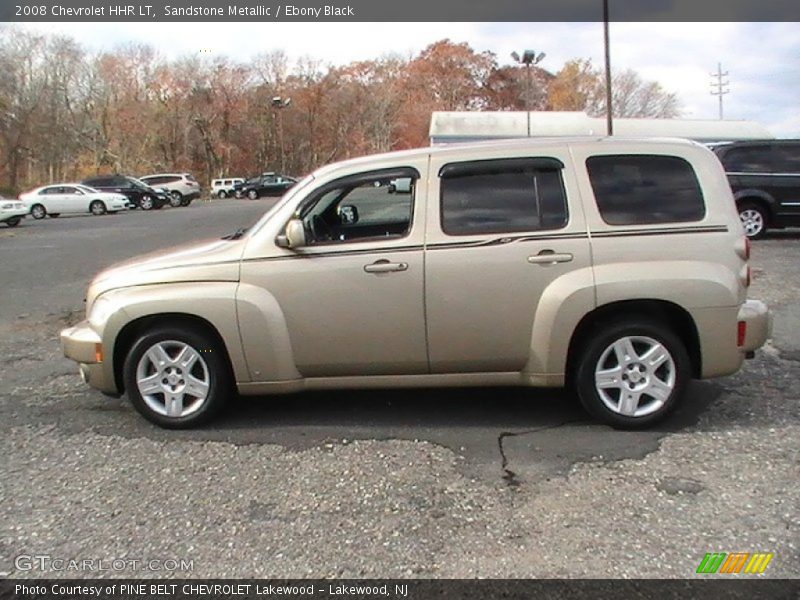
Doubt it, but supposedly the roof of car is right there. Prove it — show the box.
[311,136,705,179]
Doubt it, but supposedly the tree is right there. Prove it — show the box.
[548,58,680,118]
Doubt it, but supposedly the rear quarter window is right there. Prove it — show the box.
[586,155,706,226]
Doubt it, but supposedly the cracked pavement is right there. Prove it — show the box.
[0,202,798,578]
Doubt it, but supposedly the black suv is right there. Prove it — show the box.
[712,140,800,238]
[82,175,169,210]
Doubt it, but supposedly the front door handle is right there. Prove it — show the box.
[527,250,574,265]
[364,259,408,273]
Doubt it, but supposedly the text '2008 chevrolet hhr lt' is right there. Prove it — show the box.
[61,138,771,429]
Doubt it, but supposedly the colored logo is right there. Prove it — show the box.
[696,552,773,574]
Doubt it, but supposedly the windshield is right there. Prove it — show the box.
[128,177,151,190]
[246,173,316,237]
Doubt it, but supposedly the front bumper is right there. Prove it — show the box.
[60,320,118,394]
[738,299,772,352]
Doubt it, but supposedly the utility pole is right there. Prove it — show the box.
[710,62,730,120]
[603,0,613,135]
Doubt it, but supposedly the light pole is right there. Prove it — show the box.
[511,50,546,137]
[271,96,291,172]
[603,0,613,135]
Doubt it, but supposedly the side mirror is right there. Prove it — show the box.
[338,204,359,225]
[278,218,306,249]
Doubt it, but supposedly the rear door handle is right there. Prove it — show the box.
[364,259,408,273]
[527,250,574,265]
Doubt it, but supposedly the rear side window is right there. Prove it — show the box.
[586,155,705,226]
[439,158,568,236]
[719,145,776,173]
[775,144,800,173]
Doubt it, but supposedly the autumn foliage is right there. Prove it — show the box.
[0,29,679,194]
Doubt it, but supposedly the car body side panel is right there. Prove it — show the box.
[98,282,249,392]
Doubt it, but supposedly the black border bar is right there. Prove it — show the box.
[2,579,799,600]
[2,0,800,22]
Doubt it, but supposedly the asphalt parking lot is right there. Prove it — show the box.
[0,200,798,578]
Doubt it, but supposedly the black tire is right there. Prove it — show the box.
[738,201,768,240]
[573,317,691,429]
[169,191,183,207]
[217,190,227,199]
[90,200,107,216]
[5,217,21,227]
[30,204,46,219]
[48,213,60,218]
[247,189,259,200]
[139,195,155,211]
[180,197,191,207]
[123,325,232,429]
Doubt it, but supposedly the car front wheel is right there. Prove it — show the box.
[169,191,183,207]
[247,189,259,200]
[574,318,690,429]
[5,217,21,227]
[30,204,46,219]
[90,200,107,215]
[123,326,232,428]
[217,190,227,199]
[139,195,154,210]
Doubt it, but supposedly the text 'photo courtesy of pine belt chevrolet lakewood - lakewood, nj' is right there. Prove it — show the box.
[60,137,771,430]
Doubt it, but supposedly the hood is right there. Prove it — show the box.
[87,237,246,306]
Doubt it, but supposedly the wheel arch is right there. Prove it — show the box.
[733,190,776,222]
[565,299,703,387]
[112,313,234,395]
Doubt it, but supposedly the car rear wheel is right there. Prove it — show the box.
[739,202,768,239]
[30,204,46,219]
[247,189,259,200]
[574,318,690,429]
[90,200,107,216]
[169,191,183,207]
[139,195,154,210]
[217,190,227,199]
[5,217,21,227]
[123,326,232,429]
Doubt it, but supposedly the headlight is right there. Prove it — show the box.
[88,297,115,328]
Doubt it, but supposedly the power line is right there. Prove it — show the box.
[710,62,730,120]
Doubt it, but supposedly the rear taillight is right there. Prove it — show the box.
[737,321,747,347]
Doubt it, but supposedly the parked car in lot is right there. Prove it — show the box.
[0,195,28,227]
[139,173,201,207]
[239,173,297,199]
[712,140,800,239]
[211,178,244,199]
[82,175,169,211]
[61,138,770,430]
[19,184,130,219]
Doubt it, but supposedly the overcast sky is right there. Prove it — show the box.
[22,21,800,137]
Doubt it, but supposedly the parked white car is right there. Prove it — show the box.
[0,195,28,227]
[211,178,244,199]
[139,173,201,207]
[20,184,130,219]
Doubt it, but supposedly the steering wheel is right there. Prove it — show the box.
[309,215,333,242]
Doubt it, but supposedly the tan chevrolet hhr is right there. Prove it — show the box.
[61,138,771,429]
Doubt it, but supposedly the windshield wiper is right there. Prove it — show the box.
[223,227,248,240]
